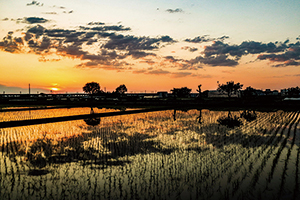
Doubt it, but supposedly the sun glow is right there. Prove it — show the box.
[50,87,60,91]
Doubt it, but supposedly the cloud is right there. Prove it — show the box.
[139,59,156,66]
[5,17,49,24]
[147,69,170,75]
[2,17,299,75]
[166,8,183,13]
[0,32,22,53]
[81,25,131,32]
[62,10,74,14]
[203,40,288,58]
[87,22,105,26]
[181,39,295,67]
[164,56,182,63]
[103,35,176,51]
[27,25,46,37]
[184,35,229,43]
[257,42,300,66]
[190,55,239,67]
[181,46,198,52]
[26,1,43,6]
[127,50,156,59]
[271,60,300,67]
[133,69,147,74]
[24,17,48,24]
[184,35,211,43]
[170,72,192,78]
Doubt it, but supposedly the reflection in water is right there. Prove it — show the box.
[173,109,176,121]
[217,111,243,128]
[84,117,101,126]
[26,136,52,169]
[196,109,202,124]
[0,108,299,200]
[83,107,101,126]
[240,110,257,122]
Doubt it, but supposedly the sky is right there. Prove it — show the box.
[0,0,299,94]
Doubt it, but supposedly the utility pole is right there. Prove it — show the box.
[29,84,30,94]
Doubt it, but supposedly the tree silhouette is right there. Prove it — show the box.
[196,84,202,99]
[115,84,127,94]
[243,86,256,97]
[217,81,243,98]
[83,82,101,94]
[287,87,300,97]
[171,87,192,98]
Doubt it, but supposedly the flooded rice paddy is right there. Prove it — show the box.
[0,108,299,200]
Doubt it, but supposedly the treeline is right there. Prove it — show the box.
[83,81,300,98]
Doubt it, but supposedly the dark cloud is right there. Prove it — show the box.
[28,37,51,53]
[87,22,105,26]
[203,41,241,57]
[63,10,74,14]
[92,25,131,31]
[103,35,176,51]
[163,56,203,70]
[127,50,156,59]
[191,55,239,67]
[45,29,77,37]
[181,46,198,52]
[24,17,48,24]
[184,35,211,43]
[257,42,300,66]
[4,19,299,72]
[184,39,293,67]
[57,44,86,58]
[139,59,156,65]
[166,8,183,13]
[76,60,130,71]
[0,32,21,53]
[6,17,49,24]
[239,41,287,54]
[8,24,174,64]
[164,56,182,63]
[27,25,46,37]
[184,35,229,43]
[272,60,300,67]
[26,1,43,6]
[81,25,131,32]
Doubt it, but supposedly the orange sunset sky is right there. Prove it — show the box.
[0,0,299,94]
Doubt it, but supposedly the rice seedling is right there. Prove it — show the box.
[0,108,299,199]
